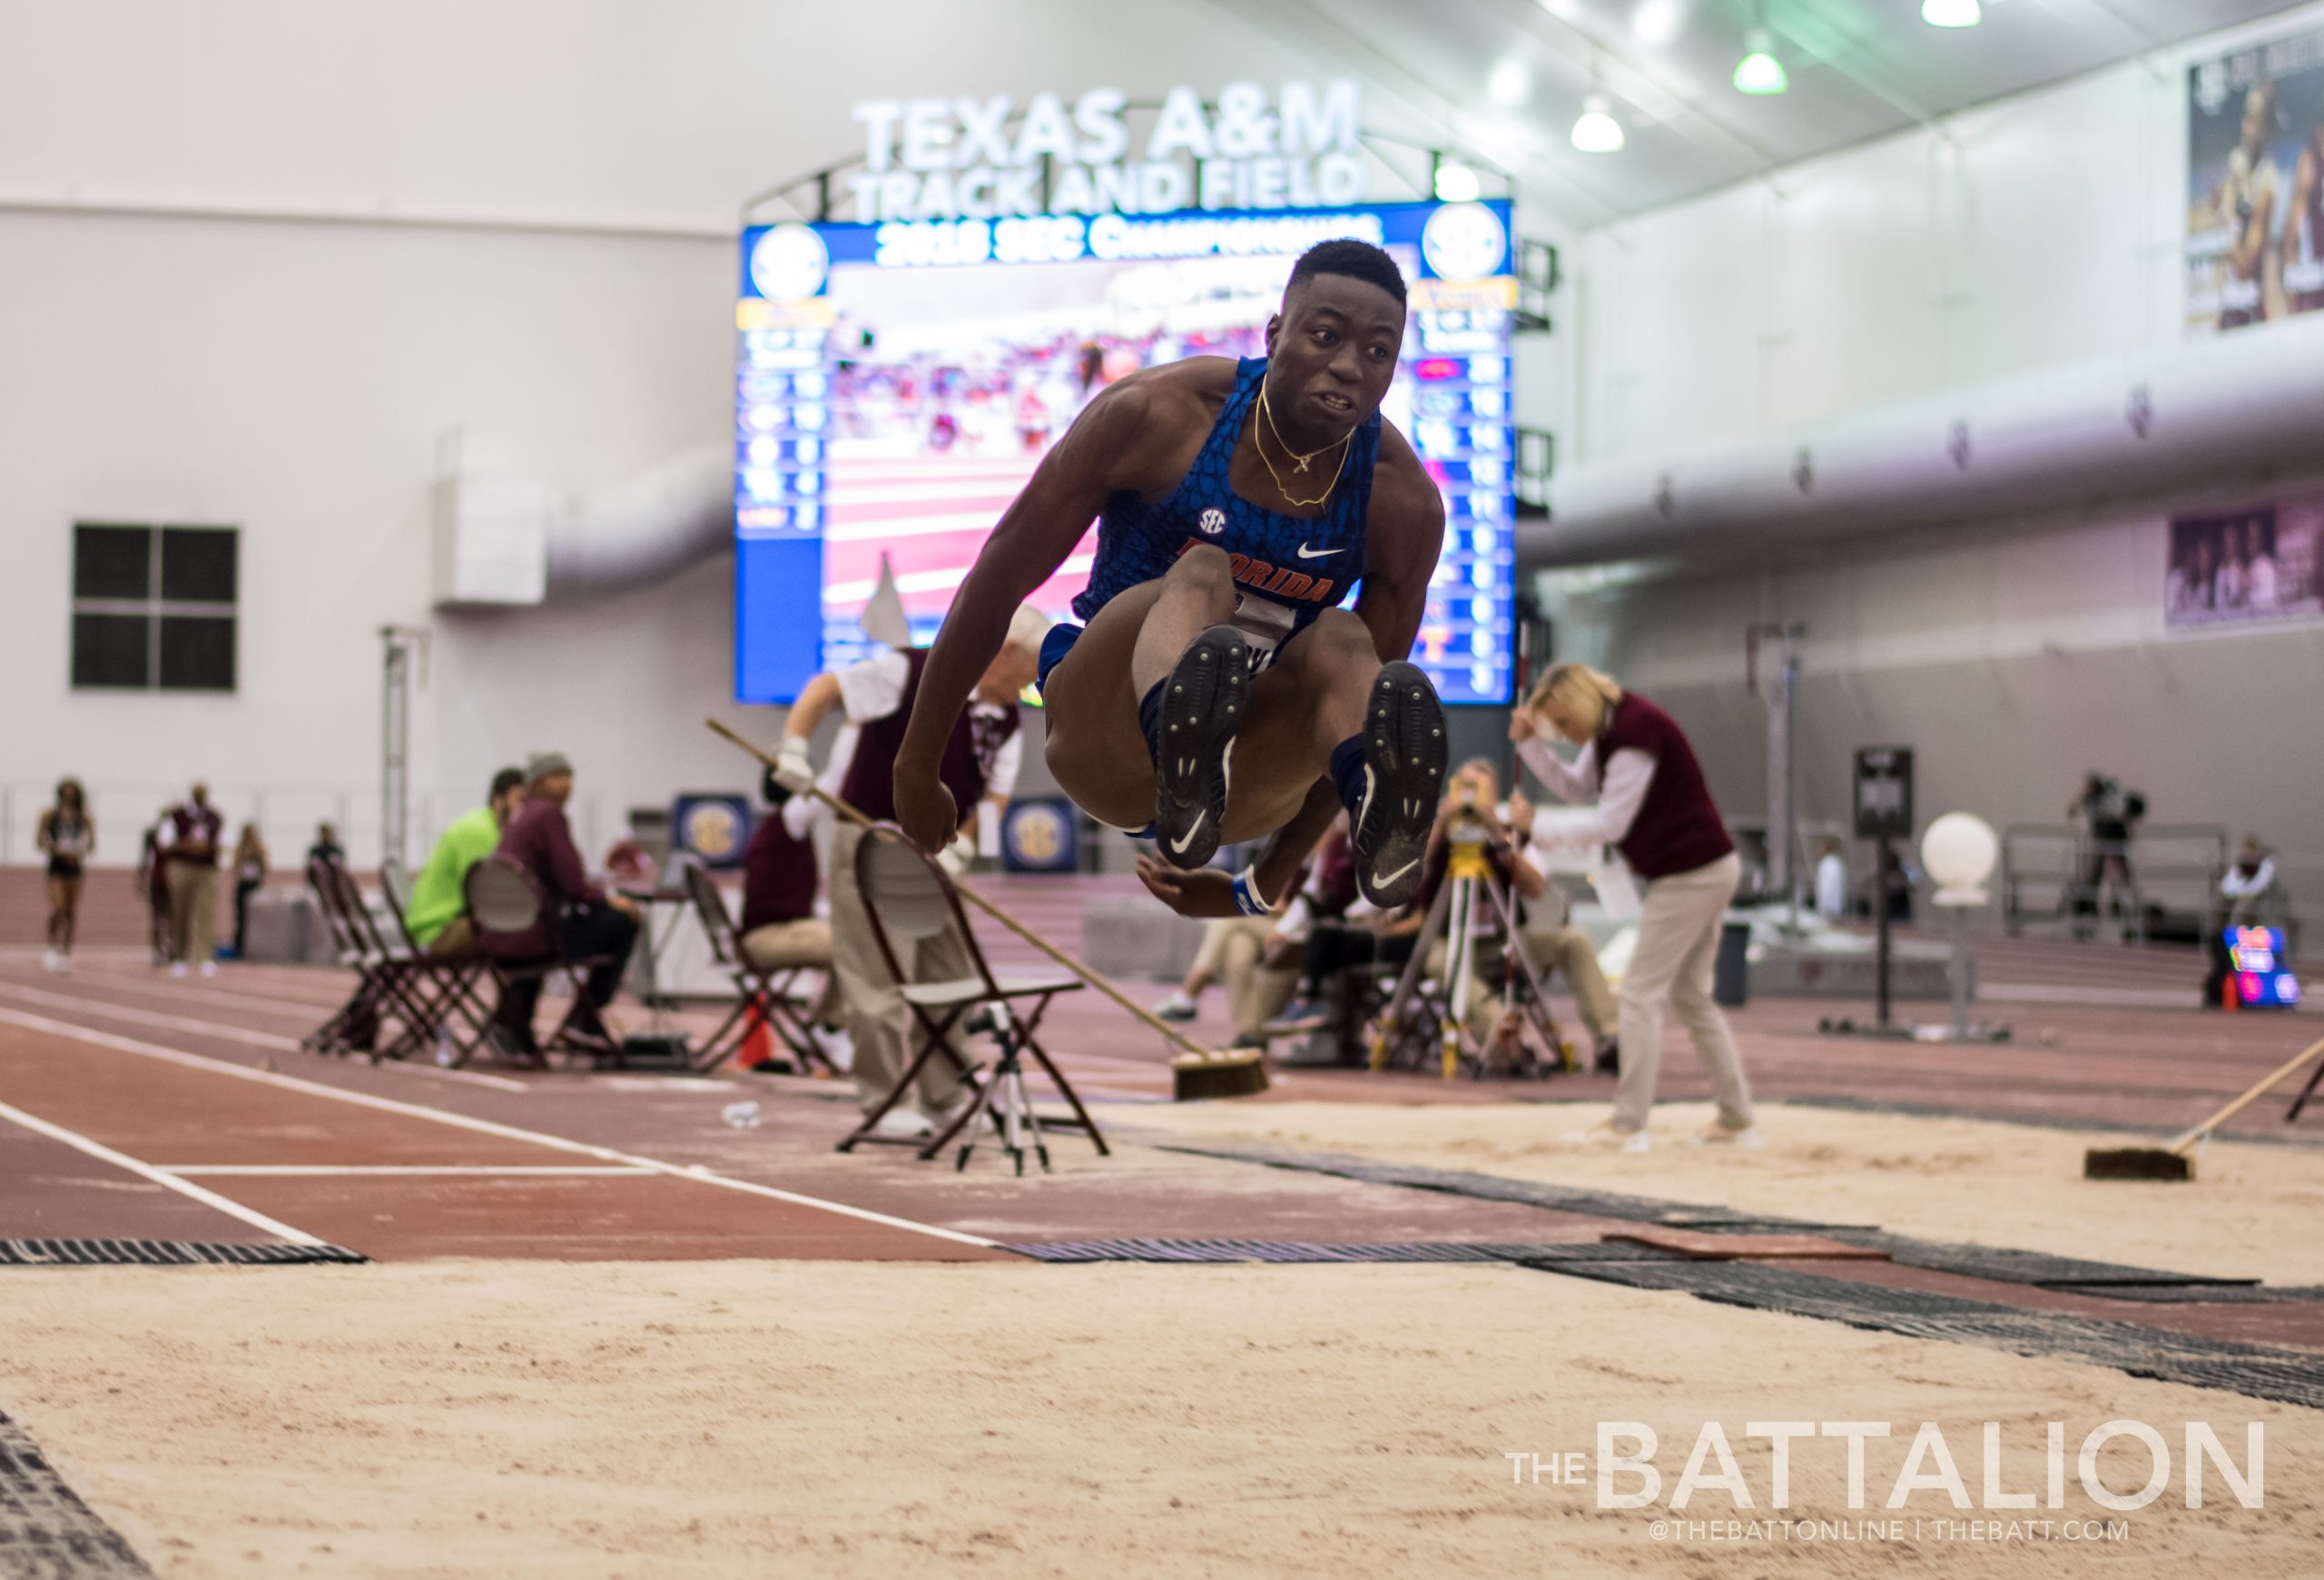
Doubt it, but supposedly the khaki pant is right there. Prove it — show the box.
[1516,925,1618,1043]
[741,917,842,1026]
[428,916,476,957]
[166,860,219,965]
[830,824,975,1115]
[1196,917,1297,1045]
[1613,851,1753,1133]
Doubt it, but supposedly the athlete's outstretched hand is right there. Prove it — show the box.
[891,759,958,855]
[1135,854,1239,919]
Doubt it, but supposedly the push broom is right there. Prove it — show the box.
[2084,1032,2324,1181]
[707,718,1269,1101]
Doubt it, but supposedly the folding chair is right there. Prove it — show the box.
[681,861,832,1076]
[301,856,448,1062]
[301,855,386,1057]
[462,857,624,1066]
[377,857,494,1065]
[837,825,1106,1171]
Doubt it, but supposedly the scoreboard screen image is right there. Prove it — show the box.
[733,200,1519,706]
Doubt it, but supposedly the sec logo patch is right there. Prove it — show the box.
[1197,508,1226,536]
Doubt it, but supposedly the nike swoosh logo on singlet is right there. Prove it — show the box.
[1295,543,1338,559]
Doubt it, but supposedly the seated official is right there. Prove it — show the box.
[740,770,840,1028]
[1160,837,1342,1050]
[1403,760,1544,1042]
[1180,906,1305,1053]
[1502,784,1622,1071]
[2220,834,2281,923]
[405,767,527,955]
[2205,834,2286,1009]
[487,752,641,1056]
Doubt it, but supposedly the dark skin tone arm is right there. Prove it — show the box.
[889,370,1206,849]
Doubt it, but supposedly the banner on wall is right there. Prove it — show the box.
[2165,492,2324,628]
[2186,21,2324,333]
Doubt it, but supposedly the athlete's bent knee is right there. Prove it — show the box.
[1309,607,1373,650]
[1293,608,1376,670]
[1169,542,1236,595]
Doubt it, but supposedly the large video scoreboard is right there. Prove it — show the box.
[734,199,1518,705]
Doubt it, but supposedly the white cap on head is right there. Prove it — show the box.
[1004,604,1052,658]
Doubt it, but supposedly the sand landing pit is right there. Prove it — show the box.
[2,1259,2319,1578]
[1115,1099,2324,1286]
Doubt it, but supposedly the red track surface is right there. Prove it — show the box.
[5,864,2322,1370]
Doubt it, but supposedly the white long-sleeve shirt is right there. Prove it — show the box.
[1514,735,1659,857]
[780,650,1023,841]
[2221,857,2277,900]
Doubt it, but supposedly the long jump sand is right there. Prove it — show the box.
[1,1259,2317,1577]
[1116,1099,2324,1285]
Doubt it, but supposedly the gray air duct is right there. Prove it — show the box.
[433,444,732,607]
[1527,314,2324,568]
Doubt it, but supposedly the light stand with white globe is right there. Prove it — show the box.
[1917,812,2013,1044]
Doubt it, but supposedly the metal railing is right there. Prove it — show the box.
[2001,823,2231,944]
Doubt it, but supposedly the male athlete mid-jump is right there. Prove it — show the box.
[891,238,1448,920]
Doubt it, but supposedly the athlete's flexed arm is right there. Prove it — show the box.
[891,372,1189,852]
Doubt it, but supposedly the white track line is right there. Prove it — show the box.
[0,982,528,1092]
[52,970,336,1020]
[35,960,353,1013]
[1979,983,2217,1007]
[160,1164,655,1178]
[0,1006,996,1250]
[0,1096,323,1245]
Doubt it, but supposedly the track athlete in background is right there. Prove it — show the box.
[890,239,1450,922]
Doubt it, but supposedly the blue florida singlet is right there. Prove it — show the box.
[1069,356,1381,665]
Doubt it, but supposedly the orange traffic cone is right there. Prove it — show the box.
[737,993,775,1071]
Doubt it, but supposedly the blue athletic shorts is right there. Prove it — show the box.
[1033,621,1156,840]
[1037,621,1084,699]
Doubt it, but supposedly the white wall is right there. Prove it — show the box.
[1542,1,2324,910]
[0,204,730,864]
[0,0,1572,866]
[1567,5,2324,467]
[1549,497,2324,901]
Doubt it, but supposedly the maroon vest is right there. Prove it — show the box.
[740,813,818,933]
[1599,692,1734,880]
[840,647,1020,823]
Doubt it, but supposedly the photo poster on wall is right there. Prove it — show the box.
[2186,19,2324,333]
[2165,492,2324,629]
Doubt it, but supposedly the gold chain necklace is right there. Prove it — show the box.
[1254,382,1353,509]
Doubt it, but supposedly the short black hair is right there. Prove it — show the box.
[489,767,526,802]
[1286,239,1406,307]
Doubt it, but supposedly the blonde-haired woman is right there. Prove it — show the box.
[1509,663,1757,1152]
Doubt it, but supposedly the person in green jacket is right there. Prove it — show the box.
[406,768,527,953]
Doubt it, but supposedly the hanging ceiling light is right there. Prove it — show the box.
[1732,27,1787,94]
[1433,158,1483,202]
[1487,58,1530,106]
[1922,0,1981,26]
[1571,93,1625,153]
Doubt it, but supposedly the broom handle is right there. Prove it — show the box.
[706,718,1224,1062]
[2170,1032,2324,1154]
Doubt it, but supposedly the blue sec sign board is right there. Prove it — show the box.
[672,794,753,872]
[1001,797,1078,874]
